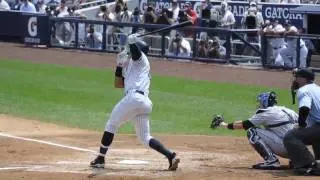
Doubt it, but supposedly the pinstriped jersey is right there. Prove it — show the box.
[249,106,298,138]
[123,52,150,96]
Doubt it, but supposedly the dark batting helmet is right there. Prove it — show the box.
[135,40,149,55]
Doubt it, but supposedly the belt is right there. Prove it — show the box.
[126,90,145,96]
[135,90,144,95]
[273,47,282,50]
[266,121,291,128]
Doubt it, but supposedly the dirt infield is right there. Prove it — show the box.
[0,43,319,179]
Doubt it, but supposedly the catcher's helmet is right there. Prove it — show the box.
[257,91,277,109]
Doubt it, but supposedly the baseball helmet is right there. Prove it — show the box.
[257,91,277,109]
[135,40,149,55]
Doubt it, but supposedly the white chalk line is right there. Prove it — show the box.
[0,132,97,154]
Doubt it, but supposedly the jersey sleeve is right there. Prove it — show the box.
[248,111,269,126]
[297,89,312,109]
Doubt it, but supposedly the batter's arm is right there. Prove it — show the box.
[114,66,124,88]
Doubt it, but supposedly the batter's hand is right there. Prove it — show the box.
[210,114,224,129]
[116,49,129,67]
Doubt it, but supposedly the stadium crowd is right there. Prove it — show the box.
[0,0,317,68]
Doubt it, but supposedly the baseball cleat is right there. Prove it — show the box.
[90,156,105,168]
[168,152,180,171]
[252,159,280,170]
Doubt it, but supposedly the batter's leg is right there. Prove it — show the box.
[90,96,137,168]
[134,115,180,171]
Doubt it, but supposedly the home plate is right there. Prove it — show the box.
[118,160,149,165]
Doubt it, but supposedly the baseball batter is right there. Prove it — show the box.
[211,92,298,169]
[90,34,180,171]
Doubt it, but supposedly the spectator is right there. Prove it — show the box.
[169,0,180,23]
[131,7,143,34]
[197,39,209,58]
[279,21,308,68]
[219,1,235,28]
[120,3,132,47]
[208,37,226,59]
[11,0,21,10]
[86,24,102,49]
[37,0,46,13]
[56,0,68,17]
[301,28,315,67]
[242,1,264,29]
[143,4,157,24]
[115,0,124,10]
[96,5,115,49]
[265,19,287,66]
[281,0,301,3]
[169,33,191,57]
[184,2,197,24]
[157,8,172,25]
[20,0,36,12]
[0,0,10,10]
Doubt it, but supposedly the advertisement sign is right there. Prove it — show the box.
[140,0,304,28]
[23,14,49,45]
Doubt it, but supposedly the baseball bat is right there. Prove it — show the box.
[137,20,193,37]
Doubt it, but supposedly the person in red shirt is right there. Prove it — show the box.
[184,2,197,24]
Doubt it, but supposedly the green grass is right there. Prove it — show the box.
[0,59,296,136]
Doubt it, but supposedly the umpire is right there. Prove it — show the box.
[284,68,320,175]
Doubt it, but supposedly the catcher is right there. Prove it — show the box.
[211,91,298,169]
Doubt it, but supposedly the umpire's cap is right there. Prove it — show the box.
[295,68,315,81]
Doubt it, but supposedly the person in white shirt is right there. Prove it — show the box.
[0,0,10,10]
[213,91,298,170]
[89,34,180,171]
[86,25,102,49]
[279,21,308,68]
[37,0,46,13]
[169,0,180,23]
[20,0,36,12]
[56,0,68,17]
[263,20,287,66]
[96,5,115,49]
[169,33,191,57]
[219,1,235,28]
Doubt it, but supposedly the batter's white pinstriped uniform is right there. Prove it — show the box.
[105,52,153,146]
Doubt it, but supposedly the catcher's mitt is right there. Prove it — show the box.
[210,114,224,129]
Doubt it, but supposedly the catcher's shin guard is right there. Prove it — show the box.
[247,128,279,167]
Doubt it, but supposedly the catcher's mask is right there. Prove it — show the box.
[257,91,277,109]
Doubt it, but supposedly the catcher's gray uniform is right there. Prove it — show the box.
[248,106,298,158]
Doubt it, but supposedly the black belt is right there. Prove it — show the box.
[135,90,144,95]
[266,121,291,128]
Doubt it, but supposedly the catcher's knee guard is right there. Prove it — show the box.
[247,128,278,161]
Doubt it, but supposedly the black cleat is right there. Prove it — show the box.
[168,152,180,171]
[252,159,280,170]
[90,156,105,168]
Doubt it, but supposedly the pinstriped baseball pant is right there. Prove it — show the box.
[105,91,153,146]
[251,128,288,158]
